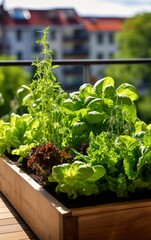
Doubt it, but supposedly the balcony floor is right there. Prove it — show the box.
[0,192,38,240]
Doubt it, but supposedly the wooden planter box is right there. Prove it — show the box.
[1,155,151,240]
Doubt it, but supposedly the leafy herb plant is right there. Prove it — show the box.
[18,27,69,148]
[1,27,151,204]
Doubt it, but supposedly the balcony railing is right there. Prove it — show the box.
[63,49,89,58]
[63,34,88,41]
[63,66,83,75]
[0,58,151,83]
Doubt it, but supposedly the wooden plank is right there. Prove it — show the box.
[0,202,7,208]
[0,223,31,234]
[0,207,15,214]
[0,193,38,240]
[0,194,15,212]
[78,206,151,240]
[0,218,21,226]
[72,198,151,216]
[0,211,19,219]
[0,230,36,240]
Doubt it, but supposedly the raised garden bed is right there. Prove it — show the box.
[1,28,151,240]
[1,155,151,240]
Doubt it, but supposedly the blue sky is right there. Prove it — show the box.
[1,0,151,17]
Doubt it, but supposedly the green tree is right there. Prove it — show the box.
[0,55,30,118]
[106,13,151,123]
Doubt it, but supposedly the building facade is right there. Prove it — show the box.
[0,5,124,89]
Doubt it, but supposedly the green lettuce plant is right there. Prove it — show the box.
[48,160,106,199]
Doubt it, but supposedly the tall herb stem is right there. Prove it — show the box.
[27,27,68,147]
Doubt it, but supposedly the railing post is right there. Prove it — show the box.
[83,65,91,83]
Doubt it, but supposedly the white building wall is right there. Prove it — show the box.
[88,31,119,82]
[3,24,119,89]
[5,26,31,59]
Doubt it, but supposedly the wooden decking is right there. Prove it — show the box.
[0,192,38,240]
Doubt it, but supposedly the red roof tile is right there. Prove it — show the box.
[2,8,125,31]
[3,9,50,26]
[82,17,124,31]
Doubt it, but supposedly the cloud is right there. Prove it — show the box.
[1,0,151,17]
[100,0,151,4]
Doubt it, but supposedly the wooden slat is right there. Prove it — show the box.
[0,207,15,214]
[0,231,36,240]
[0,223,31,234]
[0,218,20,226]
[0,212,19,219]
[0,192,38,240]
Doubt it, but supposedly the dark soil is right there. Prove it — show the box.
[7,153,151,209]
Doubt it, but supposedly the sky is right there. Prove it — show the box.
[0,0,151,17]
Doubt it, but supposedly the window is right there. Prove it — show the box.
[33,44,42,53]
[73,29,88,40]
[16,29,22,41]
[97,53,103,59]
[16,51,22,60]
[97,33,103,44]
[108,52,114,58]
[50,29,56,40]
[108,32,114,44]
[33,29,42,39]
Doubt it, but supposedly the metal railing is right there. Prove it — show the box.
[1,58,151,82]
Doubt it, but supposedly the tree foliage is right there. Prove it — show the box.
[106,13,151,123]
[0,55,30,118]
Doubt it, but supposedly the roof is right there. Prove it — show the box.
[1,7,125,31]
[82,17,124,32]
[4,9,50,26]
[2,8,83,26]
